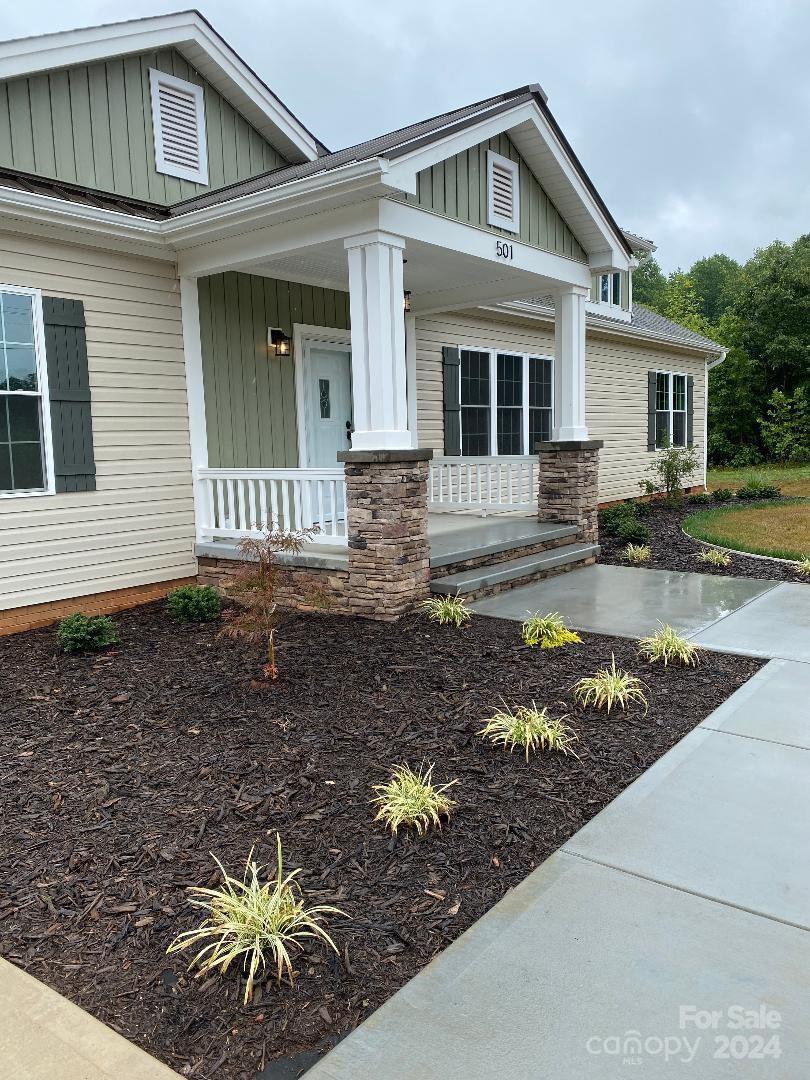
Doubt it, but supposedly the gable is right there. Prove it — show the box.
[406,132,587,263]
[0,48,287,205]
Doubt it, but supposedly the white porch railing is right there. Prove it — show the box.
[428,456,538,513]
[196,468,348,545]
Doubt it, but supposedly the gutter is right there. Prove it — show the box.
[707,347,728,369]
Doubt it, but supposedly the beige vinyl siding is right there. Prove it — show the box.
[413,310,706,501]
[0,231,197,612]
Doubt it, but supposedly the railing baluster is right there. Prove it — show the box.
[258,479,268,532]
[269,479,280,531]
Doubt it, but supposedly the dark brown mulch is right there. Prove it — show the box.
[0,603,761,1079]
[598,497,807,581]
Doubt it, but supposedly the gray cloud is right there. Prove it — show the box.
[2,0,808,270]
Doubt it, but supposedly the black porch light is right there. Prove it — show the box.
[268,327,291,357]
[403,290,412,313]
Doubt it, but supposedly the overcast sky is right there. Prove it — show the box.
[2,0,808,272]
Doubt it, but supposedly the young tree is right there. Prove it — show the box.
[631,251,668,311]
[661,273,712,336]
[688,253,742,324]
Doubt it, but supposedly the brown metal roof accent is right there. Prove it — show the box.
[0,166,170,219]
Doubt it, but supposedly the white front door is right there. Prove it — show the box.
[305,345,353,466]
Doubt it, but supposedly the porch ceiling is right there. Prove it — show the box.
[250,233,579,316]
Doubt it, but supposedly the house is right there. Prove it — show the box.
[0,11,724,632]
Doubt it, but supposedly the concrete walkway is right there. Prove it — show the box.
[307,569,810,1079]
[0,958,180,1080]
[472,564,809,661]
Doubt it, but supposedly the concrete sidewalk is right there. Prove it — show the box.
[0,958,180,1080]
[307,634,810,1078]
[471,564,809,662]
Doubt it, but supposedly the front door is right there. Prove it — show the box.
[305,345,353,467]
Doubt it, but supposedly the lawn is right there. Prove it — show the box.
[684,500,810,561]
[707,462,810,498]
[0,601,761,1078]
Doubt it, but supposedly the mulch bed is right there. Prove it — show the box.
[598,497,808,582]
[0,603,761,1079]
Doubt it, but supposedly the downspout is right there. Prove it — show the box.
[704,347,727,488]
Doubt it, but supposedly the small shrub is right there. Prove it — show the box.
[688,491,712,506]
[420,594,471,629]
[615,519,651,544]
[638,623,701,667]
[795,557,810,579]
[478,703,578,761]
[713,487,734,502]
[167,584,222,623]
[573,655,648,714]
[372,764,457,836]
[56,613,119,653]
[166,836,342,1004]
[736,479,782,500]
[698,547,732,568]
[599,502,638,534]
[641,444,701,503]
[521,611,582,649]
[622,543,651,563]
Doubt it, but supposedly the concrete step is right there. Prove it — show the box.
[428,519,578,570]
[430,542,600,599]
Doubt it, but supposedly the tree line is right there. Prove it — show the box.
[632,235,810,466]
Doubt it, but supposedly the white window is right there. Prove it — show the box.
[149,69,208,185]
[459,348,552,455]
[487,150,520,234]
[655,371,688,448]
[0,285,52,496]
[597,271,622,308]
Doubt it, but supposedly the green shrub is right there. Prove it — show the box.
[713,487,734,502]
[760,388,810,464]
[615,519,651,544]
[688,491,712,506]
[599,502,638,533]
[521,611,582,649]
[420,594,471,628]
[640,445,701,503]
[736,479,781,500]
[56,613,119,653]
[167,584,222,623]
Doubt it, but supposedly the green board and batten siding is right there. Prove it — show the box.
[0,49,285,203]
[407,133,588,263]
[198,273,350,469]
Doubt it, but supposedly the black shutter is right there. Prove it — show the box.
[442,345,461,456]
[647,371,657,451]
[686,375,694,447]
[42,296,96,492]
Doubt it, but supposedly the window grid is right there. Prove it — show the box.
[597,271,622,308]
[655,371,687,449]
[0,288,47,494]
[459,348,553,455]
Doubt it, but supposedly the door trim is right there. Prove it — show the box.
[293,323,352,467]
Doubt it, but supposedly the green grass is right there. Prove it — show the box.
[707,463,810,499]
[684,499,810,561]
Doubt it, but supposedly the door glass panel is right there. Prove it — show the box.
[318,378,330,419]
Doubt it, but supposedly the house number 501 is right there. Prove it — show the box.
[495,240,514,261]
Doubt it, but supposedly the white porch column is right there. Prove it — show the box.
[553,284,590,442]
[179,275,210,541]
[344,231,410,450]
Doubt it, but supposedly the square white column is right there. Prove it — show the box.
[553,285,590,442]
[345,231,411,450]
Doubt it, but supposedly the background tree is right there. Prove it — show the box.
[688,253,741,324]
[630,250,668,310]
[660,272,712,336]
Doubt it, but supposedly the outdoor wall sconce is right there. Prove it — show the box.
[268,327,291,356]
[403,290,412,313]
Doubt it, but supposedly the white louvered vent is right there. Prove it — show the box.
[487,150,520,234]
[149,69,208,185]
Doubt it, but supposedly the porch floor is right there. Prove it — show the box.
[195,511,561,571]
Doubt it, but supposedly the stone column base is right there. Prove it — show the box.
[537,439,603,544]
[337,449,432,621]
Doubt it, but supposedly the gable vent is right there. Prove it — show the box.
[487,150,520,234]
[149,69,208,185]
